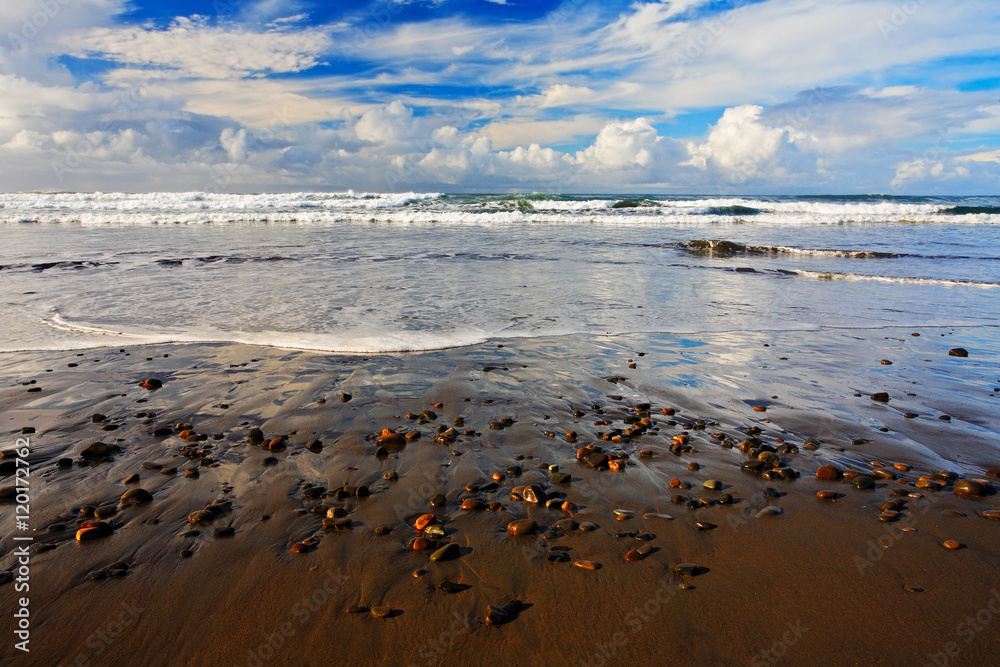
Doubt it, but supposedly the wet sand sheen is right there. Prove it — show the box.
[1,328,999,666]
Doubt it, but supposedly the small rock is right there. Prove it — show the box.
[756,506,783,518]
[674,563,699,576]
[370,606,392,620]
[816,465,842,480]
[954,479,987,498]
[852,476,876,490]
[120,488,153,507]
[430,543,460,562]
[507,519,538,536]
[948,348,968,358]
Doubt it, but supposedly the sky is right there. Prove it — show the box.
[1,0,999,194]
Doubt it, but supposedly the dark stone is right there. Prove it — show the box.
[852,476,877,490]
[871,393,890,403]
[948,348,968,357]
[430,542,460,562]
[119,488,153,507]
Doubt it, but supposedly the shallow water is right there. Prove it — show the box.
[1,193,998,352]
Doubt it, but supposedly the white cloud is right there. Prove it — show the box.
[220,127,248,162]
[959,149,1000,164]
[684,105,787,180]
[63,16,330,79]
[575,117,662,170]
[354,100,416,144]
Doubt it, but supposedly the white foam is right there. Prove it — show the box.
[794,270,1000,287]
[3,192,999,225]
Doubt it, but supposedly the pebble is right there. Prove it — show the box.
[430,543,460,562]
[641,513,674,521]
[438,581,467,594]
[954,480,987,498]
[430,494,447,508]
[573,560,599,571]
[703,480,722,491]
[943,540,962,550]
[522,484,546,504]
[409,537,432,551]
[76,521,113,541]
[461,499,487,511]
[290,541,316,554]
[815,465,841,480]
[578,522,598,532]
[507,519,538,536]
[625,549,643,561]
[81,442,111,459]
[982,510,1000,521]
[852,476,876,490]
[119,488,153,507]
[674,563,699,576]
[948,348,969,357]
[415,514,437,531]
[188,510,214,524]
[756,506,783,518]
[370,606,392,620]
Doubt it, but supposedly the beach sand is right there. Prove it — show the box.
[2,327,999,666]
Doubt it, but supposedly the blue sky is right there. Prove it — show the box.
[1,0,999,193]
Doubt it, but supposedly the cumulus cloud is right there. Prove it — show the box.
[574,118,662,170]
[354,100,417,144]
[684,105,787,181]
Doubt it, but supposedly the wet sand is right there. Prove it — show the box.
[2,327,999,666]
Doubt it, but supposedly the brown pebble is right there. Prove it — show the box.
[816,465,842,480]
[817,490,837,500]
[625,549,643,562]
[573,560,598,570]
[507,519,538,536]
[943,540,962,550]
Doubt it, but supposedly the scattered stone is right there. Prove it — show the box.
[438,581,468,594]
[81,442,111,459]
[140,378,163,390]
[756,506,783,518]
[507,519,538,536]
[674,563,699,576]
[954,479,987,498]
[816,465,842,480]
[852,476,877,490]
[370,606,392,620]
[573,560,599,571]
[871,393,890,403]
[461,499,487,511]
[430,543,460,562]
[948,348,969,357]
[943,540,962,550]
[120,488,153,507]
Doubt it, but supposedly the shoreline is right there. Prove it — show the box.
[1,327,999,665]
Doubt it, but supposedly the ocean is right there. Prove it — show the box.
[1,191,998,353]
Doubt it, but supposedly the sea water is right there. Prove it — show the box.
[1,192,998,352]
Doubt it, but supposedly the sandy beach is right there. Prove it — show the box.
[2,327,999,666]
